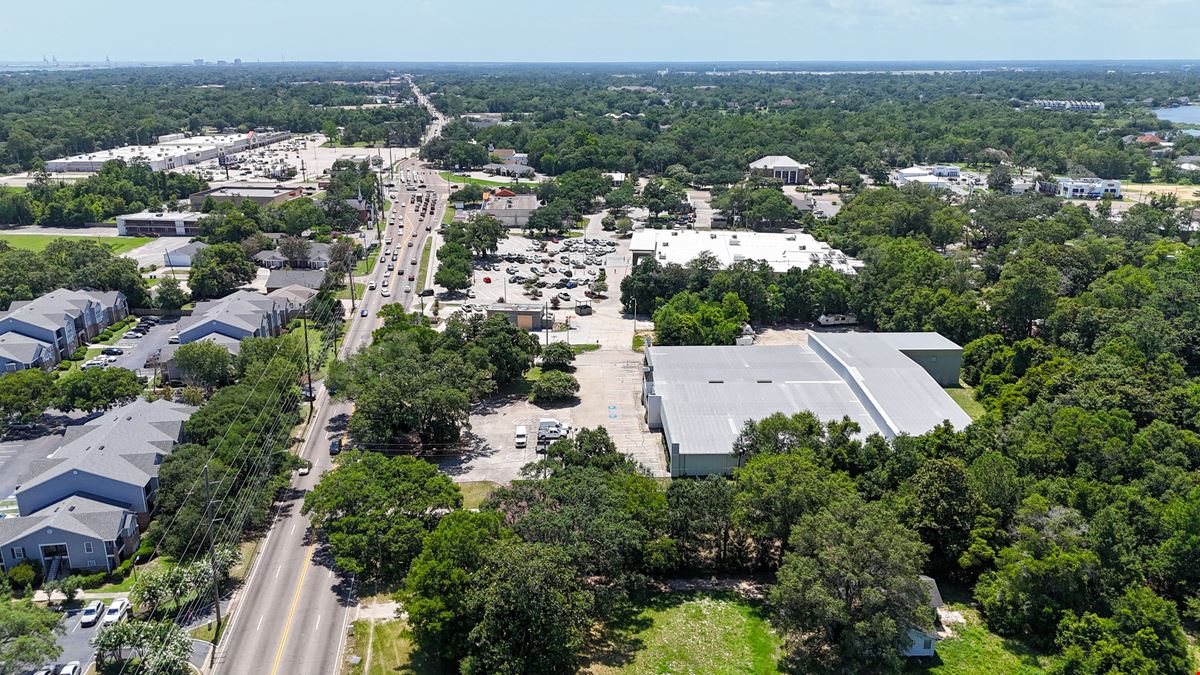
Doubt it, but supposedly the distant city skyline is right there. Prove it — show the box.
[5,0,1200,63]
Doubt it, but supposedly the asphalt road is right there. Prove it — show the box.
[212,157,448,675]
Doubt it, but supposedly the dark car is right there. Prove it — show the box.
[418,289,435,297]
[360,308,368,317]
[329,438,342,455]
[101,347,124,356]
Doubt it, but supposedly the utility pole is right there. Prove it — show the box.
[345,253,358,313]
[203,463,224,663]
[302,304,313,420]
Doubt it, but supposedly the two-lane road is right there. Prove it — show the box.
[214,158,449,675]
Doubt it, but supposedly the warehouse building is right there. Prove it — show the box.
[629,229,862,275]
[643,332,972,477]
[188,183,303,209]
[45,131,291,173]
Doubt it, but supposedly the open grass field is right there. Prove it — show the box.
[944,384,985,420]
[0,233,153,254]
[458,480,500,510]
[343,619,439,675]
[438,171,513,188]
[583,591,782,674]
[441,206,456,224]
[905,607,1054,675]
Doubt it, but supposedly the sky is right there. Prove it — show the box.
[4,0,1199,64]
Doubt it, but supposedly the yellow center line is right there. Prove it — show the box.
[269,542,315,675]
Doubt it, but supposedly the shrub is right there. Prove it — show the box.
[70,346,88,361]
[7,561,38,589]
[56,362,71,371]
[529,370,580,404]
[78,572,109,589]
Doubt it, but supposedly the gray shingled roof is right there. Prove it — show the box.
[17,399,193,495]
[0,332,52,362]
[0,494,136,544]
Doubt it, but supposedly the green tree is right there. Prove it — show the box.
[462,542,593,675]
[539,341,575,371]
[188,243,256,299]
[54,367,143,412]
[1053,586,1191,675]
[172,340,233,389]
[0,594,64,673]
[905,458,981,573]
[401,511,511,664]
[277,235,311,264]
[0,369,55,429]
[986,257,1060,339]
[154,276,189,310]
[987,165,1014,193]
[529,370,579,404]
[770,499,931,673]
[302,451,461,583]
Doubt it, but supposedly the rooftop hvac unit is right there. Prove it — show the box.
[710,233,717,238]
[661,241,669,247]
[729,238,741,246]
[786,235,796,240]
[671,230,678,236]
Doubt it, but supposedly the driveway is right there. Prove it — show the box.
[122,237,195,269]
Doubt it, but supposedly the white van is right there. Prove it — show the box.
[514,425,528,448]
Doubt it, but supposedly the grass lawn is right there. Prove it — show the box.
[91,317,137,345]
[438,171,514,188]
[343,619,439,675]
[459,481,500,510]
[441,206,456,224]
[0,233,153,254]
[415,240,433,292]
[571,343,601,354]
[583,591,782,674]
[944,384,985,420]
[60,348,103,375]
[189,616,227,643]
[355,249,380,276]
[337,283,366,300]
[632,335,646,352]
[905,607,1054,675]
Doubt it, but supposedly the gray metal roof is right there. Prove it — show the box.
[647,335,971,457]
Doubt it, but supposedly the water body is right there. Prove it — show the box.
[1154,106,1200,125]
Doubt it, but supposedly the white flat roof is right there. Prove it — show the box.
[117,210,205,222]
[630,229,862,274]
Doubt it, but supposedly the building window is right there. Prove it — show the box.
[84,542,93,554]
[923,638,933,650]
[10,546,24,560]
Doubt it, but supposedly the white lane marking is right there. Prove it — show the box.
[275,564,282,579]
[258,614,265,631]
[314,614,321,632]
[290,520,298,535]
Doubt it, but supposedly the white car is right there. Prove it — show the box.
[122,331,143,339]
[101,598,130,626]
[368,281,376,290]
[79,600,105,627]
[381,289,391,297]
[58,663,82,675]
[403,285,412,293]
[466,289,476,298]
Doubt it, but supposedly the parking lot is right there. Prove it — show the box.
[430,220,666,482]
[85,317,179,378]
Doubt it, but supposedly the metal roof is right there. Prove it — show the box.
[646,335,971,457]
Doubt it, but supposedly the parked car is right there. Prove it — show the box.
[330,438,342,455]
[558,292,571,301]
[418,289,434,297]
[168,335,180,344]
[368,281,376,290]
[102,598,130,626]
[122,331,143,339]
[514,425,528,448]
[80,600,105,627]
[101,347,124,356]
[58,663,82,675]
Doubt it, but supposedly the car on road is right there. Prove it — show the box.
[407,274,415,281]
[407,241,414,247]
[58,663,82,675]
[298,465,311,476]
[101,347,124,356]
[386,263,394,272]
[368,281,376,290]
[381,289,391,297]
[410,259,417,266]
[330,438,342,455]
[360,308,368,317]
[404,285,412,293]
[102,598,130,626]
[80,600,105,627]
[482,277,491,283]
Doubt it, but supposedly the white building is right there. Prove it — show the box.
[630,229,862,275]
[748,156,809,184]
[932,165,960,178]
[117,210,205,237]
[1032,99,1105,112]
[46,131,291,173]
[1056,178,1121,199]
[481,194,541,227]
